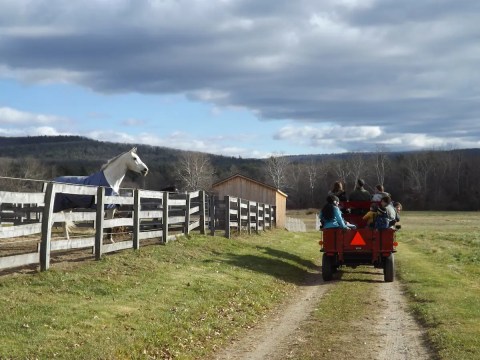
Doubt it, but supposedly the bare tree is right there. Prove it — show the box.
[265,153,290,190]
[332,159,351,190]
[404,151,434,206]
[374,146,390,186]
[306,160,319,205]
[0,157,49,191]
[442,150,464,197]
[175,152,215,191]
[347,153,367,191]
[287,163,303,195]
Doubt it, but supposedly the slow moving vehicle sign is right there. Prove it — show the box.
[350,232,366,246]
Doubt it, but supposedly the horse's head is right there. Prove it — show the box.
[126,147,149,176]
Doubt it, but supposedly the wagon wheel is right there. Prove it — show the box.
[384,253,395,282]
[322,253,333,281]
[331,255,339,273]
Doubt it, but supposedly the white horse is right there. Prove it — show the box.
[53,147,149,241]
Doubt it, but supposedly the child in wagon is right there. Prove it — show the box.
[362,203,378,228]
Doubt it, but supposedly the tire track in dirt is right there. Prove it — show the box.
[213,269,433,360]
[372,280,432,360]
[213,271,331,360]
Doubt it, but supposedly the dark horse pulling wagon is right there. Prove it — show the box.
[319,201,398,282]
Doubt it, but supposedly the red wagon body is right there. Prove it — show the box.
[320,201,398,282]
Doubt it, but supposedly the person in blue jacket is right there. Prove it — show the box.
[320,195,356,230]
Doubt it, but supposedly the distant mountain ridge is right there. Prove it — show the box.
[2,136,480,211]
[0,135,266,191]
[2,135,480,162]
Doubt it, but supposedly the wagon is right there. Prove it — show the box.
[319,201,398,282]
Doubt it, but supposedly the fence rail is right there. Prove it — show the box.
[285,217,307,232]
[0,185,276,272]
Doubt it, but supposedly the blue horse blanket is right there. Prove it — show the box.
[53,171,118,212]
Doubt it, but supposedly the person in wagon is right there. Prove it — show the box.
[348,179,371,201]
[371,184,390,202]
[328,181,347,201]
[375,195,397,229]
[362,203,378,228]
[393,201,402,226]
[320,195,356,230]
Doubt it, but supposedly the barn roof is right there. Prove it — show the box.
[212,173,288,198]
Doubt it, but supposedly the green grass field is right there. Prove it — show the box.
[0,230,321,359]
[396,212,480,359]
[0,211,478,359]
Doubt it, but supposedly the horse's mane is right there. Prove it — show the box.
[100,148,136,171]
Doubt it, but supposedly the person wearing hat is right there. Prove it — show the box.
[319,195,356,230]
[348,179,371,201]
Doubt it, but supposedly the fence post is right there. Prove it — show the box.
[225,195,231,239]
[185,192,191,236]
[247,200,251,235]
[263,204,270,230]
[209,195,216,236]
[95,186,105,260]
[40,182,55,271]
[133,189,140,250]
[237,197,242,234]
[261,203,265,231]
[269,204,272,229]
[199,190,206,235]
[272,205,276,228]
[162,191,169,244]
[255,202,260,234]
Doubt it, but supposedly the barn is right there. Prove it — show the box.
[211,174,288,229]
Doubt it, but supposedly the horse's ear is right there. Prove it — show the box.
[132,147,137,153]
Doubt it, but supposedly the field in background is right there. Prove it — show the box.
[396,212,480,359]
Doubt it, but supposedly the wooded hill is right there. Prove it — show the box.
[1,136,480,211]
[0,135,265,192]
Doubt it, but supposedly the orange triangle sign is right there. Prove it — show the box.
[350,232,366,246]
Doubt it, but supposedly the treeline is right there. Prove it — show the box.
[284,149,480,211]
[0,136,479,211]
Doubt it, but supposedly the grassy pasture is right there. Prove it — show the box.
[1,211,478,359]
[396,212,480,359]
[0,230,321,359]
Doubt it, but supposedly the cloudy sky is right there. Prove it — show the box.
[1,0,479,157]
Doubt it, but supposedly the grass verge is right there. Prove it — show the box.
[396,212,480,359]
[0,230,320,359]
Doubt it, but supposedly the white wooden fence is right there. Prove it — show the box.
[285,217,307,232]
[0,184,276,272]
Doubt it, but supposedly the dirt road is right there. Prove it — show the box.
[214,269,433,360]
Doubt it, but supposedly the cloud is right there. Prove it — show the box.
[0,104,267,157]
[0,106,66,125]
[0,1,479,151]
[0,126,66,137]
[274,124,383,151]
[86,129,268,158]
[121,118,146,126]
[381,133,480,150]
[274,123,480,152]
